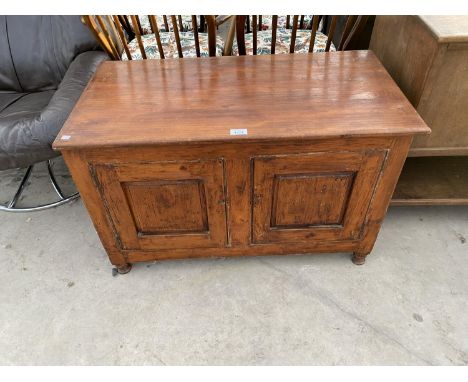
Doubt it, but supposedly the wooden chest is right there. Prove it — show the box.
[370,16,468,205]
[53,52,429,273]
[370,15,468,157]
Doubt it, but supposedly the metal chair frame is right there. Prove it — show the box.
[0,159,79,213]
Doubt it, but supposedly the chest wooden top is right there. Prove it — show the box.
[54,51,429,150]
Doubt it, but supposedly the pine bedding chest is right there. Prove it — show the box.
[53,52,430,273]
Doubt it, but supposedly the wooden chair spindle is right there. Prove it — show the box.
[113,15,132,59]
[178,15,184,31]
[325,16,337,52]
[289,15,299,53]
[135,15,144,35]
[252,16,257,55]
[95,15,121,59]
[171,15,183,58]
[236,16,247,56]
[271,15,278,54]
[205,15,217,57]
[148,15,165,59]
[81,16,116,60]
[192,15,201,57]
[338,15,357,51]
[342,15,369,51]
[130,15,147,59]
[163,15,169,31]
[308,15,320,53]
[106,16,123,53]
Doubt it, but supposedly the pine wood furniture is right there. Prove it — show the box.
[370,16,468,205]
[53,51,430,273]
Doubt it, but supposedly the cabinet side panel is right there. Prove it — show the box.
[62,150,128,267]
[370,16,438,107]
[357,136,413,255]
[412,43,468,153]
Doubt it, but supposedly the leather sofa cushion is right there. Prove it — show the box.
[0,16,100,93]
[0,91,54,116]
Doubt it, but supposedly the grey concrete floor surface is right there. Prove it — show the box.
[0,158,467,365]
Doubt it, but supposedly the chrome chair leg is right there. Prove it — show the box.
[0,160,79,212]
[6,165,33,209]
[47,160,65,199]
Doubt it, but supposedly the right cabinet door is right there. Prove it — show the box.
[251,150,387,244]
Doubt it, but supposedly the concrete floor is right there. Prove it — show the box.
[0,158,467,365]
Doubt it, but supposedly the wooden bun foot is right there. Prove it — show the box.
[351,252,368,265]
[115,263,132,274]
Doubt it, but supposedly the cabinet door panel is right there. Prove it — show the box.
[272,172,354,227]
[92,160,227,250]
[252,151,386,244]
[123,179,208,235]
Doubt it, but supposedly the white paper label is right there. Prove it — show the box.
[230,129,248,136]
[61,135,71,141]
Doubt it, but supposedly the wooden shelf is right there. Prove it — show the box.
[392,156,468,205]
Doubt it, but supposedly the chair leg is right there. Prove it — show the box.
[0,160,80,212]
[6,165,33,209]
[47,159,66,199]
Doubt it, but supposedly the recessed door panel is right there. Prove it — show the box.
[252,151,386,244]
[92,159,227,250]
[122,179,209,235]
[272,172,355,228]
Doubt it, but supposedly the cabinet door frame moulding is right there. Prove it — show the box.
[89,158,229,251]
[250,150,387,244]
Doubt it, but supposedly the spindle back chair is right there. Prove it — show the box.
[235,15,369,55]
[82,15,229,60]
[127,15,204,36]
[246,15,318,31]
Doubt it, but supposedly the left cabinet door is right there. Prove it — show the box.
[91,159,227,251]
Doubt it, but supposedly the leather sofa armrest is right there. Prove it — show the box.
[39,50,109,144]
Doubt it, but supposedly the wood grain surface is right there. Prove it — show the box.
[54,51,429,151]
